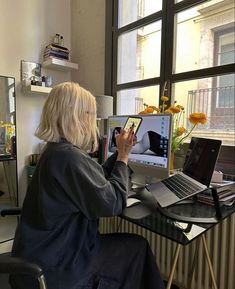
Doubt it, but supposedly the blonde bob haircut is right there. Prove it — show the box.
[35,82,98,152]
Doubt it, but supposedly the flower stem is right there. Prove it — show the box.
[175,124,196,147]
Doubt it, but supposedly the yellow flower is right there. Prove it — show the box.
[145,107,155,113]
[176,104,184,111]
[161,96,169,102]
[164,109,173,114]
[189,113,207,125]
[138,110,149,115]
[148,105,160,112]
[169,106,181,114]
[138,101,207,154]
[176,127,186,136]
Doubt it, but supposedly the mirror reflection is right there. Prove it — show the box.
[0,75,17,206]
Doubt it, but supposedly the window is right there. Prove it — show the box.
[214,27,235,109]
[106,0,235,145]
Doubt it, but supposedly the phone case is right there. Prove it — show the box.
[123,117,142,134]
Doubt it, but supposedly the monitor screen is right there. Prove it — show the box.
[107,114,172,186]
[183,137,222,187]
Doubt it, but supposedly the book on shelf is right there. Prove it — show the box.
[44,47,69,56]
[46,43,69,53]
[44,51,69,60]
[43,43,70,62]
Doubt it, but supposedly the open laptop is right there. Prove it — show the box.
[146,137,222,207]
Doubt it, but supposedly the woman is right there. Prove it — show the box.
[10,82,165,289]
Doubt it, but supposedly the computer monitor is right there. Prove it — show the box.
[106,114,172,187]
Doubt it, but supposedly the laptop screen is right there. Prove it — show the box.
[183,137,222,187]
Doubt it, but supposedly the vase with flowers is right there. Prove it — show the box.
[138,96,207,171]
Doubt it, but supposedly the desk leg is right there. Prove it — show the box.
[166,244,181,289]
[202,234,218,289]
[188,238,200,289]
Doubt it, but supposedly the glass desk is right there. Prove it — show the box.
[121,188,235,289]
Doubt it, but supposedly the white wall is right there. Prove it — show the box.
[0,0,72,204]
[71,0,106,95]
[0,0,106,204]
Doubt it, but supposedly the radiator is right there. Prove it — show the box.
[100,213,235,289]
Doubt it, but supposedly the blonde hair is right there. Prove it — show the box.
[35,82,98,152]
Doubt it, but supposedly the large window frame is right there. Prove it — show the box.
[105,0,234,115]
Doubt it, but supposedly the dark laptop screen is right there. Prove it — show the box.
[183,137,222,187]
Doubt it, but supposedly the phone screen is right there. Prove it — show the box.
[123,117,142,134]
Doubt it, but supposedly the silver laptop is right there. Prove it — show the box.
[146,137,222,207]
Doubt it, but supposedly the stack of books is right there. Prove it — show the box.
[197,180,235,206]
[43,44,69,61]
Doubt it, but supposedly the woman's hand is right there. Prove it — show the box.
[116,128,136,164]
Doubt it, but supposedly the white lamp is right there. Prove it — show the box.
[95,95,113,119]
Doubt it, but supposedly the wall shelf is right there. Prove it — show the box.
[42,57,78,71]
[23,85,52,95]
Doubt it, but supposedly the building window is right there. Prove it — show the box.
[214,27,235,109]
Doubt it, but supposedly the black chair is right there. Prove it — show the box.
[0,208,47,289]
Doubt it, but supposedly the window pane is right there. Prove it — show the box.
[118,0,162,28]
[117,86,160,115]
[172,74,235,145]
[173,1,235,73]
[117,21,161,84]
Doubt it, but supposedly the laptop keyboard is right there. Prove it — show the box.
[162,174,202,199]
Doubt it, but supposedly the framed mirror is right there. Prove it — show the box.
[0,75,17,207]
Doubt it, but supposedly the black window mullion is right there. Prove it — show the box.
[115,77,161,91]
[160,0,175,104]
[107,0,234,114]
[174,0,208,13]
[105,0,114,96]
[171,64,235,83]
[111,0,119,113]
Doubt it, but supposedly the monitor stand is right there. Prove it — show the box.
[130,174,161,192]
[129,182,146,197]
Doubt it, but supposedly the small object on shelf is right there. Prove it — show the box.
[45,75,53,87]
[31,76,37,85]
[41,76,46,87]
[53,33,60,45]
[36,80,42,86]
[59,35,64,46]
[21,60,41,81]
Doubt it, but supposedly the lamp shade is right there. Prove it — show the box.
[95,95,113,119]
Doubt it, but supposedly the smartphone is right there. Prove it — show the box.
[123,117,142,134]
